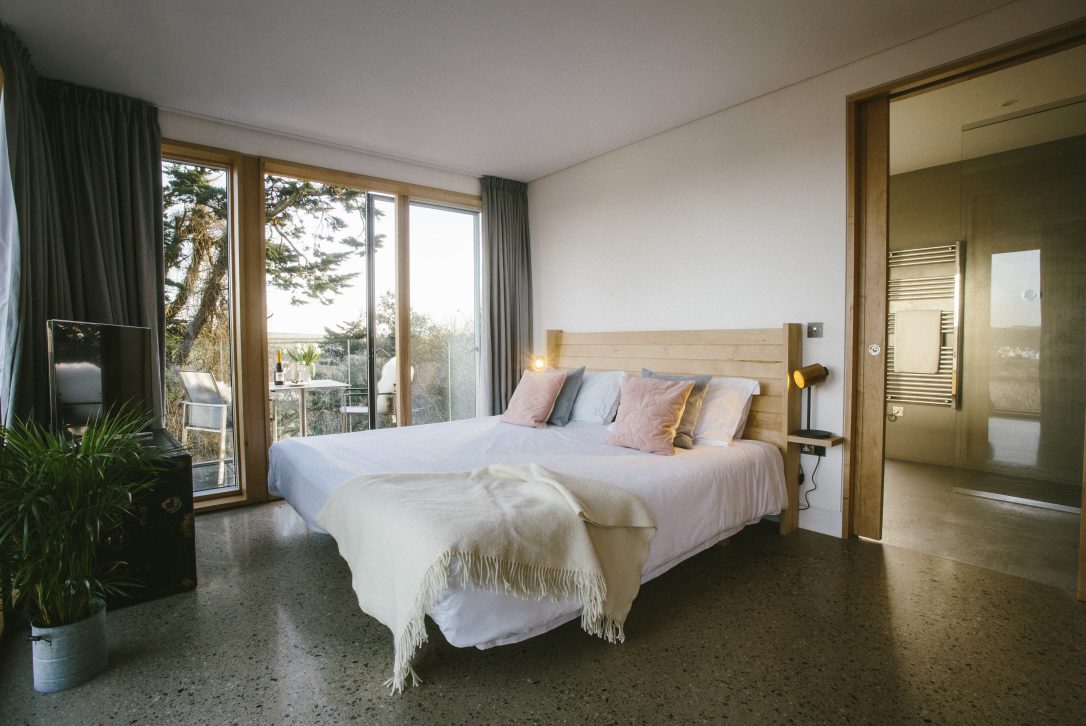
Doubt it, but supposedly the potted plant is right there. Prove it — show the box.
[0,407,161,692]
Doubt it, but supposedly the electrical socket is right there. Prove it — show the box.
[800,443,827,457]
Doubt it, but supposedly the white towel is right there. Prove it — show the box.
[894,309,942,374]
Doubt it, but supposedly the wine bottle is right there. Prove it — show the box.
[274,349,285,385]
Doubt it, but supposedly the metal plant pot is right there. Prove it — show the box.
[30,599,108,693]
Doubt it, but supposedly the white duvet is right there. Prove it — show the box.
[268,416,786,649]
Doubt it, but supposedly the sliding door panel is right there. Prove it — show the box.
[408,202,481,424]
[263,173,371,438]
[371,194,399,429]
[956,102,1086,505]
[162,159,239,495]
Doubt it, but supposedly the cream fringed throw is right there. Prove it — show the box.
[315,464,657,693]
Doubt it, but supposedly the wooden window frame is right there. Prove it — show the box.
[260,160,481,431]
[162,140,267,512]
[161,150,481,512]
[262,158,481,211]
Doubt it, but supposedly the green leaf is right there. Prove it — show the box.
[0,407,160,624]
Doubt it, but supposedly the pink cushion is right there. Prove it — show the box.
[500,369,567,428]
[604,376,694,455]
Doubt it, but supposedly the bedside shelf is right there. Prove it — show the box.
[787,433,844,447]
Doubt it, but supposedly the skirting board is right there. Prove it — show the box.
[799,506,842,538]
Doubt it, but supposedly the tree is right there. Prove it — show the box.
[321,292,442,338]
[264,174,381,306]
[318,293,462,426]
[163,164,384,368]
[163,164,230,365]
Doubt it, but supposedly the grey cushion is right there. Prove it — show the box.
[641,368,712,448]
[547,366,586,426]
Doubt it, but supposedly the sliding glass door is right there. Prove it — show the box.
[264,170,398,439]
[369,195,399,429]
[159,145,481,510]
[162,157,239,496]
[956,100,1086,504]
[409,202,481,424]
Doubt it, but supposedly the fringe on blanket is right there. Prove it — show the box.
[387,550,622,694]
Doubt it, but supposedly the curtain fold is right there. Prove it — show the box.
[0,23,68,423]
[0,91,17,423]
[482,176,532,414]
[38,80,164,422]
[0,23,163,424]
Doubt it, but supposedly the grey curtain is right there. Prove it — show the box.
[0,23,67,424]
[38,80,165,422]
[482,176,532,414]
[0,23,164,424]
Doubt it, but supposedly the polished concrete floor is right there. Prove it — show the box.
[882,458,1080,592]
[2,501,1084,724]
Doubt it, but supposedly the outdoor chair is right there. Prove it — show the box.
[337,357,429,429]
[370,356,413,427]
[339,386,370,429]
[177,369,232,487]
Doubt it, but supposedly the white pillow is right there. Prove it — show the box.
[569,370,624,424]
[693,377,760,446]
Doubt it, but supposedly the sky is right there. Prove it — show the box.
[265,198,478,339]
[989,249,1041,329]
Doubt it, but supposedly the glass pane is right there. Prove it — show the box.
[372,195,398,429]
[987,249,1041,467]
[956,99,1086,507]
[409,203,480,424]
[162,160,238,494]
[264,174,370,438]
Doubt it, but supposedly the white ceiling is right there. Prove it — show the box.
[3,0,1011,181]
[890,44,1086,175]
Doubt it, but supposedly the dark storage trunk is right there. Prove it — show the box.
[99,430,196,609]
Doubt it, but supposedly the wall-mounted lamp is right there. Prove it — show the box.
[530,355,547,373]
[792,363,832,439]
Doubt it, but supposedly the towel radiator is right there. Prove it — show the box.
[885,242,963,408]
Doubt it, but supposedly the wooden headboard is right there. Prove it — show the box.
[546,324,802,534]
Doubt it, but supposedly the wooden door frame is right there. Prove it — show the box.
[161,141,266,512]
[842,19,1086,601]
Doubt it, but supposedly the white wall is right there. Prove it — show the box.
[528,0,1084,537]
[159,112,481,197]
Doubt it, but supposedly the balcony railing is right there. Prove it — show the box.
[167,332,477,490]
[267,334,477,438]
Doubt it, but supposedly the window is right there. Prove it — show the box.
[409,202,481,423]
[161,157,239,496]
[264,171,398,437]
[159,145,481,509]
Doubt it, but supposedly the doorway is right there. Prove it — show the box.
[844,24,1086,600]
[882,51,1085,591]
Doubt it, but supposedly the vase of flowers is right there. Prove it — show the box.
[288,343,321,383]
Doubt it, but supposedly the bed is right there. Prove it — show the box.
[268,326,802,668]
